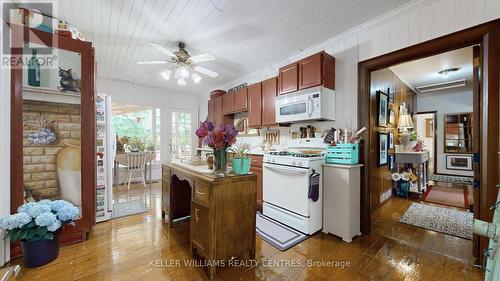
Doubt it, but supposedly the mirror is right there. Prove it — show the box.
[444,113,473,153]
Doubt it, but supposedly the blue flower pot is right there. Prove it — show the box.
[21,234,59,267]
[232,158,250,175]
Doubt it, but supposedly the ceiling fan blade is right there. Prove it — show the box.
[194,66,218,78]
[136,60,169,65]
[189,52,216,63]
[149,43,176,58]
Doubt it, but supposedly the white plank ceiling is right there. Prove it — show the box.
[55,0,412,94]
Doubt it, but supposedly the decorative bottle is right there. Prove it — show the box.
[28,49,41,87]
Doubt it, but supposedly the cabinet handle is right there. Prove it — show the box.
[196,190,205,195]
[195,207,200,222]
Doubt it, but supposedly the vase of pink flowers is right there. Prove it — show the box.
[196,120,238,175]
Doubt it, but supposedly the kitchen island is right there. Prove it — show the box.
[162,161,257,280]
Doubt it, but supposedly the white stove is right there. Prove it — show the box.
[262,139,325,235]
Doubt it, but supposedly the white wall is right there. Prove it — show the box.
[201,0,500,141]
[417,90,474,176]
[97,78,200,162]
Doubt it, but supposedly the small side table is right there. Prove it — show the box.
[395,151,430,194]
[322,163,363,243]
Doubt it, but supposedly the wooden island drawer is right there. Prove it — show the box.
[194,181,210,205]
[250,155,263,167]
[191,201,210,256]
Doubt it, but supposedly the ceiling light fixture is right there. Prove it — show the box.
[177,78,187,86]
[161,70,171,80]
[438,67,460,78]
[192,73,202,84]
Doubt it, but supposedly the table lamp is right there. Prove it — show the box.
[398,103,414,151]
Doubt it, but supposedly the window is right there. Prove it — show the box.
[170,111,192,160]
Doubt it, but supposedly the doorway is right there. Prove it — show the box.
[415,112,437,175]
[358,20,500,265]
[165,109,197,162]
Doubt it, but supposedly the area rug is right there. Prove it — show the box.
[399,203,473,240]
[256,213,308,251]
[423,185,467,208]
[112,199,148,219]
[429,174,474,185]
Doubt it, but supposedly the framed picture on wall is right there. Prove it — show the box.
[388,155,394,170]
[388,109,396,125]
[378,132,389,166]
[388,132,394,149]
[388,87,395,104]
[377,90,388,127]
[446,155,473,171]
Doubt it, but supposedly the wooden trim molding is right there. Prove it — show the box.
[358,19,500,265]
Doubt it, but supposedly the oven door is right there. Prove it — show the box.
[263,163,310,216]
[276,96,314,123]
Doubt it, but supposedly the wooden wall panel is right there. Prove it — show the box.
[369,68,416,210]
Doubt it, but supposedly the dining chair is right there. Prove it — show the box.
[123,152,147,190]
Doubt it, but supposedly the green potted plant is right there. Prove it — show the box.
[229,142,251,175]
[0,200,79,267]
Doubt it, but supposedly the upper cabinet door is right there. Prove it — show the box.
[278,62,298,95]
[248,83,262,127]
[222,93,234,115]
[207,99,215,123]
[214,96,223,126]
[298,53,322,90]
[234,87,248,112]
[261,77,277,127]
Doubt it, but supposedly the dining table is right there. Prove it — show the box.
[113,152,156,187]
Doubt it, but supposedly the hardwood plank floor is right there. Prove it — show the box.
[4,183,483,280]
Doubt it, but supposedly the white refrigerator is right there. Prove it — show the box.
[96,94,115,222]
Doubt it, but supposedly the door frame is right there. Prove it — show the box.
[358,19,500,264]
[415,111,437,175]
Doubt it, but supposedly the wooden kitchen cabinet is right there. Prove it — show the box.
[278,62,299,95]
[261,77,278,127]
[248,83,262,127]
[207,99,215,123]
[213,96,223,125]
[298,52,335,90]
[222,93,234,115]
[234,87,248,112]
[250,155,264,212]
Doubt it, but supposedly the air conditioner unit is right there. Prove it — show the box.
[415,79,467,93]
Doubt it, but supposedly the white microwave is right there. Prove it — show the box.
[275,86,335,123]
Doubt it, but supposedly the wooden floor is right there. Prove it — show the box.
[5,183,483,281]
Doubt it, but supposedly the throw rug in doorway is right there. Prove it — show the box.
[423,185,468,209]
[399,203,473,240]
[256,213,308,251]
[112,199,148,219]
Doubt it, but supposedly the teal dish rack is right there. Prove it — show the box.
[326,144,359,165]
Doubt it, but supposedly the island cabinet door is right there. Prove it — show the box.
[191,201,210,256]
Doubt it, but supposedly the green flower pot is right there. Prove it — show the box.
[232,157,250,175]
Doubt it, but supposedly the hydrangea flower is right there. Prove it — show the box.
[35,212,57,227]
[56,205,80,222]
[47,220,61,232]
[50,200,74,212]
[18,202,52,218]
[0,213,32,230]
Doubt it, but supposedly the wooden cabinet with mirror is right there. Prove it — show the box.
[10,25,95,256]
[444,112,473,153]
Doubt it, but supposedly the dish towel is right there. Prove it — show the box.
[308,170,320,202]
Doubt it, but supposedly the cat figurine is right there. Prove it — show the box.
[57,67,81,92]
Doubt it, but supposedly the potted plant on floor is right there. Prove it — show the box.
[196,120,238,175]
[229,142,251,175]
[0,200,80,267]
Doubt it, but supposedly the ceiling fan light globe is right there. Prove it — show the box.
[161,70,171,80]
[192,73,202,84]
[177,78,187,86]
[178,66,190,79]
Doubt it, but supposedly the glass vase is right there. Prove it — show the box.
[213,147,228,175]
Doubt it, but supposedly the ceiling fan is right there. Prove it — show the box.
[137,42,218,86]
